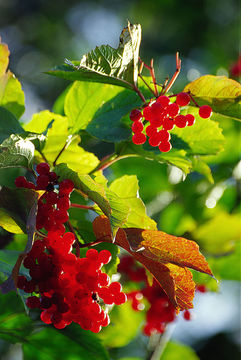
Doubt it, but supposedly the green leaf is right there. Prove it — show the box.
[161,341,199,360]
[55,163,129,236]
[171,106,225,155]
[0,187,38,234]
[24,110,99,173]
[65,81,140,141]
[23,325,110,360]
[99,301,144,348]
[0,107,24,144]
[184,75,241,121]
[193,211,241,254]
[0,40,25,118]
[0,134,34,169]
[115,142,192,174]
[46,23,141,90]
[191,156,214,183]
[109,175,157,229]
[208,241,241,281]
[0,250,22,276]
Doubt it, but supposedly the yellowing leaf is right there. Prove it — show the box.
[92,216,212,310]
[184,75,241,120]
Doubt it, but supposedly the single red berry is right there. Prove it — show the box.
[36,163,50,175]
[109,282,122,294]
[86,248,99,261]
[17,275,27,289]
[167,103,180,117]
[15,176,28,188]
[183,310,192,320]
[48,171,58,182]
[162,118,175,130]
[131,121,144,133]
[26,296,40,309]
[185,114,195,126]
[158,130,170,142]
[199,105,212,119]
[156,95,170,108]
[175,115,188,128]
[146,125,158,137]
[150,101,163,116]
[132,133,146,145]
[176,92,190,106]
[148,133,162,147]
[196,284,207,293]
[99,250,112,264]
[149,116,163,128]
[158,141,172,153]
[129,109,142,122]
[59,179,74,194]
[36,174,49,189]
[143,105,152,120]
[114,292,127,305]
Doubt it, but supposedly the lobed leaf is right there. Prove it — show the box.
[0,107,24,144]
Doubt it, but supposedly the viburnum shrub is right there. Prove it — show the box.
[0,22,239,359]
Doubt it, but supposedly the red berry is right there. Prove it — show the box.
[114,292,127,305]
[36,175,49,189]
[109,282,122,294]
[99,250,112,265]
[175,115,188,128]
[148,133,162,147]
[26,296,40,309]
[149,116,163,127]
[36,163,50,175]
[158,130,170,142]
[15,176,28,188]
[156,95,170,108]
[129,109,142,122]
[183,310,192,320]
[158,141,172,153]
[143,105,152,120]
[199,105,212,119]
[196,284,207,293]
[167,103,180,117]
[162,118,175,130]
[132,133,146,145]
[185,114,195,126]
[146,125,158,137]
[131,121,144,133]
[176,92,190,107]
[59,179,74,194]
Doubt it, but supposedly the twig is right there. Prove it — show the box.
[149,323,176,360]
[163,52,181,94]
[71,203,95,211]
[138,73,156,96]
[150,59,159,97]
[53,135,74,167]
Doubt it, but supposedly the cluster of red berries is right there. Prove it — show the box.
[15,163,127,332]
[129,92,212,152]
[118,255,208,336]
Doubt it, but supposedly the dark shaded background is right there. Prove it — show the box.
[0,1,240,359]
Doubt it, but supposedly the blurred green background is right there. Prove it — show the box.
[0,0,240,359]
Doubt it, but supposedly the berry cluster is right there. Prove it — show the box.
[118,255,176,335]
[130,93,212,152]
[118,255,208,336]
[15,163,127,332]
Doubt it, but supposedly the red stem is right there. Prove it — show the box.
[71,203,95,211]
[163,52,181,94]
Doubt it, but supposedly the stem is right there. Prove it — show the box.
[149,323,176,360]
[163,52,181,94]
[38,150,48,164]
[187,91,200,107]
[77,239,104,248]
[71,203,95,211]
[139,73,156,96]
[133,84,146,103]
[66,220,80,256]
[53,135,75,167]
[150,59,159,97]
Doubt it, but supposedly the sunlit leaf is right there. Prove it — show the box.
[0,38,25,118]
[184,75,241,121]
[92,216,213,310]
[161,341,200,360]
[47,23,142,90]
